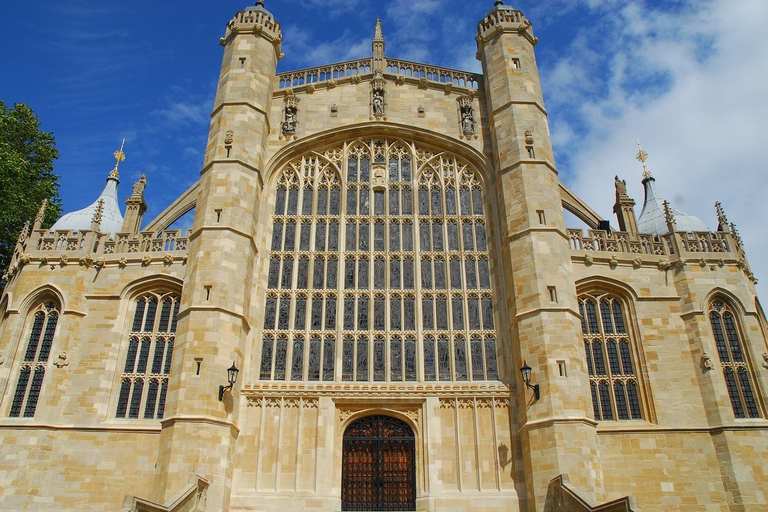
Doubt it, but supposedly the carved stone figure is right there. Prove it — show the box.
[54,352,70,368]
[224,130,234,145]
[461,106,475,135]
[132,174,147,197]
[701,353,714,372]
[282,105,297,134]
[373,90,385,115]
[615,175,628,196]
[763,353,768,370]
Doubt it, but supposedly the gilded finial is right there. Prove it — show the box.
[636,139,652,179]
[110,139,126,179]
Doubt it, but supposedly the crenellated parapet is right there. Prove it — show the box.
[476,6,538,48]
[220,7,282,57]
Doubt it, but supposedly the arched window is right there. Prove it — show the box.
[116,292,180,420]
[709,300,761,418]
[260,139,500,382]
[10,301,59,417]
[579,293,643,421]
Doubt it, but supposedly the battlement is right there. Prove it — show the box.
[220,7,282,48]
[476,7,537,46]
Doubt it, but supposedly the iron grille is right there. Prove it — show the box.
[342,415,416,511]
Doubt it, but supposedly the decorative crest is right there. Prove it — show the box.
[111,139,126,179]
[636,139,652,180]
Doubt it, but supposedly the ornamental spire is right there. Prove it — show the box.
[110,139,126,179]
[636,139,652,180]
[373,19,385,73]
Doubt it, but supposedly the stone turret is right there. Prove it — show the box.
[121,174,147,236]
[151,1,282,509]
[477,1,605,508]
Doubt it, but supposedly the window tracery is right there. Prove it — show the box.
[709,299,761,418]
[116,292,179,420]
[261,139,499,382]
[10,301,59,418]
[579,293,643,421]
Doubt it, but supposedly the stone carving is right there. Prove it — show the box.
[60,254,68,267]
[224,130,234,146]
[351,74,362,85]
[395,75,405,86]
[79,255,94,268]
[54,352,69,368]
[458,96,475,136]
[633,257,643,269]
[418,77,428,89]
[701,353,714,372]
[18,254,31,267]
[525,130,534,145]
[94,258,106,268]
[141,254,153,266]
[615,176,628,196]
[762,353,768,370]
[404,408,420,423]
[729,222,743,250]
[118,257,128,268]
[282,93,300,137]
[163,253,174,265]
[658,259,670,271]
[372,89,385,116]
[338,408,353,423]
[372,166,386,188]
[328,78,337,89]
[306,83,315,94]
[609,255,619,269]
[584,254,594,265]
[132,174,147,197]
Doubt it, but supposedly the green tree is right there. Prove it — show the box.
[0,101,62,274]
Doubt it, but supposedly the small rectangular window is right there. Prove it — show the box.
[548,286,558,303]
[557,360,567,377]
[527,146,535,159]
[537,210,546,225]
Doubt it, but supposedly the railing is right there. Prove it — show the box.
[567,229,733,257]
[277,59,373,89]
[276,58,482,90]
[384,58,481,90]
[31,229,188,257]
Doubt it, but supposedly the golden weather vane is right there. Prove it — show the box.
[636,139,652,179]
[110,138,126,179]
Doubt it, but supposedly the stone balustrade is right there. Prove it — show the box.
[277,59,373,89]
[384,58,482,90]
[568,228,734,257]
[29,229,188,258]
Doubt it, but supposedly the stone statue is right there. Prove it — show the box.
[373,90,384,115]
[762,352,768,370]
[461,105,475,134]
[615,175,627,196]
[282,106,297,134]
[132,174,147,197]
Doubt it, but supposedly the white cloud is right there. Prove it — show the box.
[540,0,768,297]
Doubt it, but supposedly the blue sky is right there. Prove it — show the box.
[2,0,768,298]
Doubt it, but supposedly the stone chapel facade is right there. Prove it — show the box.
[1,2,767,511]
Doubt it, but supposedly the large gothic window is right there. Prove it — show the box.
[116,292,180,420]
[261,139,499,382]
[10,301,59,417]
[709,300,761,418]
[579,293,643,421]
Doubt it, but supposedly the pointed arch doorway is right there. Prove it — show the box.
[342,415,416,511]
